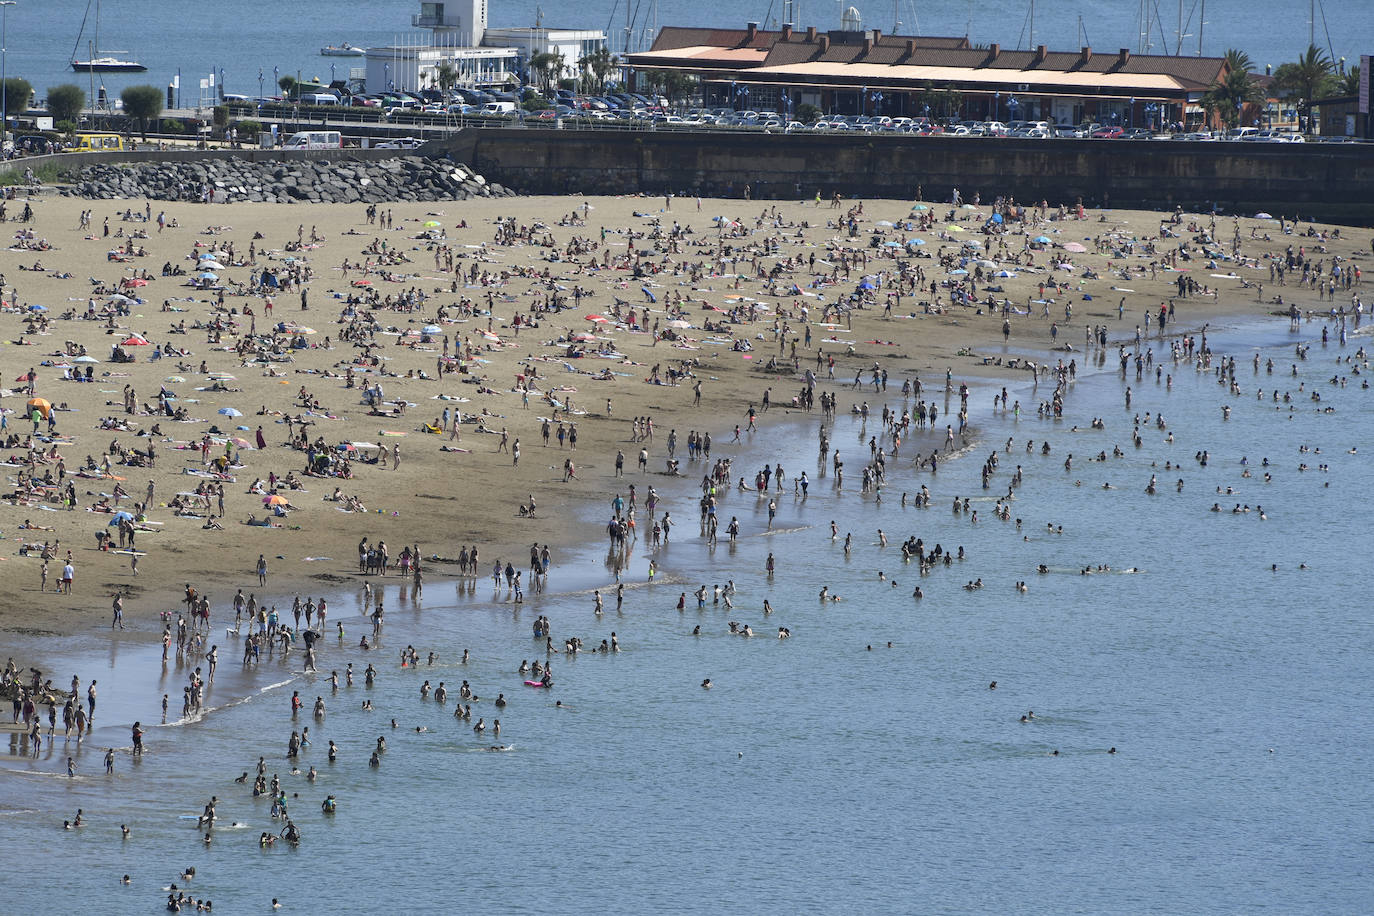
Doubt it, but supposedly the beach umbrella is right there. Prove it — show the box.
[218,407,243,417]
[1254,212,1273,219]
[883,241,902,248]
[121,336,149,346]
[123,278,148,288]
[107,294,134,303]
[73,355,99,363]
[906,238,926,246]
[27,303,47,312]
[857,280,877,291]
[961,203,978,210]
[876,220,895,227]
[26,397,51,417]
[995,270,1017,278]
[584,314,608,323]
[199,260,225,270]
[108,511,134,526]
[947,269,968,276]
[1063,242,1088,253]
[164,376,186,383]
[641,287,657,303]
[667,319,691,329]
[199,271,219,281]
[423,220,442,228]
[232,437,253,449]
[964,239,983,248]
[1033,236,1052,244]
[422,325,442,335]
[911,204,929,211]
[263,495,289,506]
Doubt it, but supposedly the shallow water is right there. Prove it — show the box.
[2,312,1372,913]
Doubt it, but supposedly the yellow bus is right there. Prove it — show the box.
[72,133,124,152]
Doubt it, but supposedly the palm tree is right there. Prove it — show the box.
[1338,63,1360,97]
[1201,68,1264,129]
[579,47,619,94]
[435,62,458,94]
[1222,48,1254,78]
[1273,44,1338,133]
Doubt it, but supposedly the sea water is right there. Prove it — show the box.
[13,0,1373,108]
[1,310,1371,912]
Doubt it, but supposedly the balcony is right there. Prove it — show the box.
[413,12,464,27]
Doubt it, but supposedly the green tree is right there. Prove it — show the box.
[528,51,564,93]
[1,77,32,111]
[1273,44,1338,133]
[1201,67,1264,129]
[278,75,298,100]
[1222,48,1254,78]
[435,62,458,94]
[655,70,698,108]
[1338,63,1360,97]
[47,84,85,125]
[120,84,164,140]
[579,47,619,94]
[796,102,822,124]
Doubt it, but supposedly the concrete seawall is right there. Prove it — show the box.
[8,132,1371,225]
[432,129,1374,224]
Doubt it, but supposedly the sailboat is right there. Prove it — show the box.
[70,0,146,73]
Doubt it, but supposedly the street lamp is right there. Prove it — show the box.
[0,2,16,149]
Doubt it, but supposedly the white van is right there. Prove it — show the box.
[481,101,517,115]
[283,130,342,150]
[302,93,339,106]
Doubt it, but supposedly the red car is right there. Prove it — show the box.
[1090,126,1123,139]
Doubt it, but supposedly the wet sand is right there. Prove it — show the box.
[0,188,1364,640]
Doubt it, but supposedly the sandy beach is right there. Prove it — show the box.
[0,185,1365,641]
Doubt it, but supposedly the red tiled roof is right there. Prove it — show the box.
[639,27,1225,90]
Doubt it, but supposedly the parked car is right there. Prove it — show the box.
[1090,126,1124,138]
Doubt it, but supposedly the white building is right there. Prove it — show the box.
[414,0,488,46]
[364,3,607,93]
[481,28,608,83]
[364,42,518,91]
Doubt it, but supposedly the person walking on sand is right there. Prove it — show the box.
[392,443,401,470]
[257,554,268,586]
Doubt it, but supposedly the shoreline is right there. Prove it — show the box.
[0,305,1327,764]
[0,190,1362,652]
